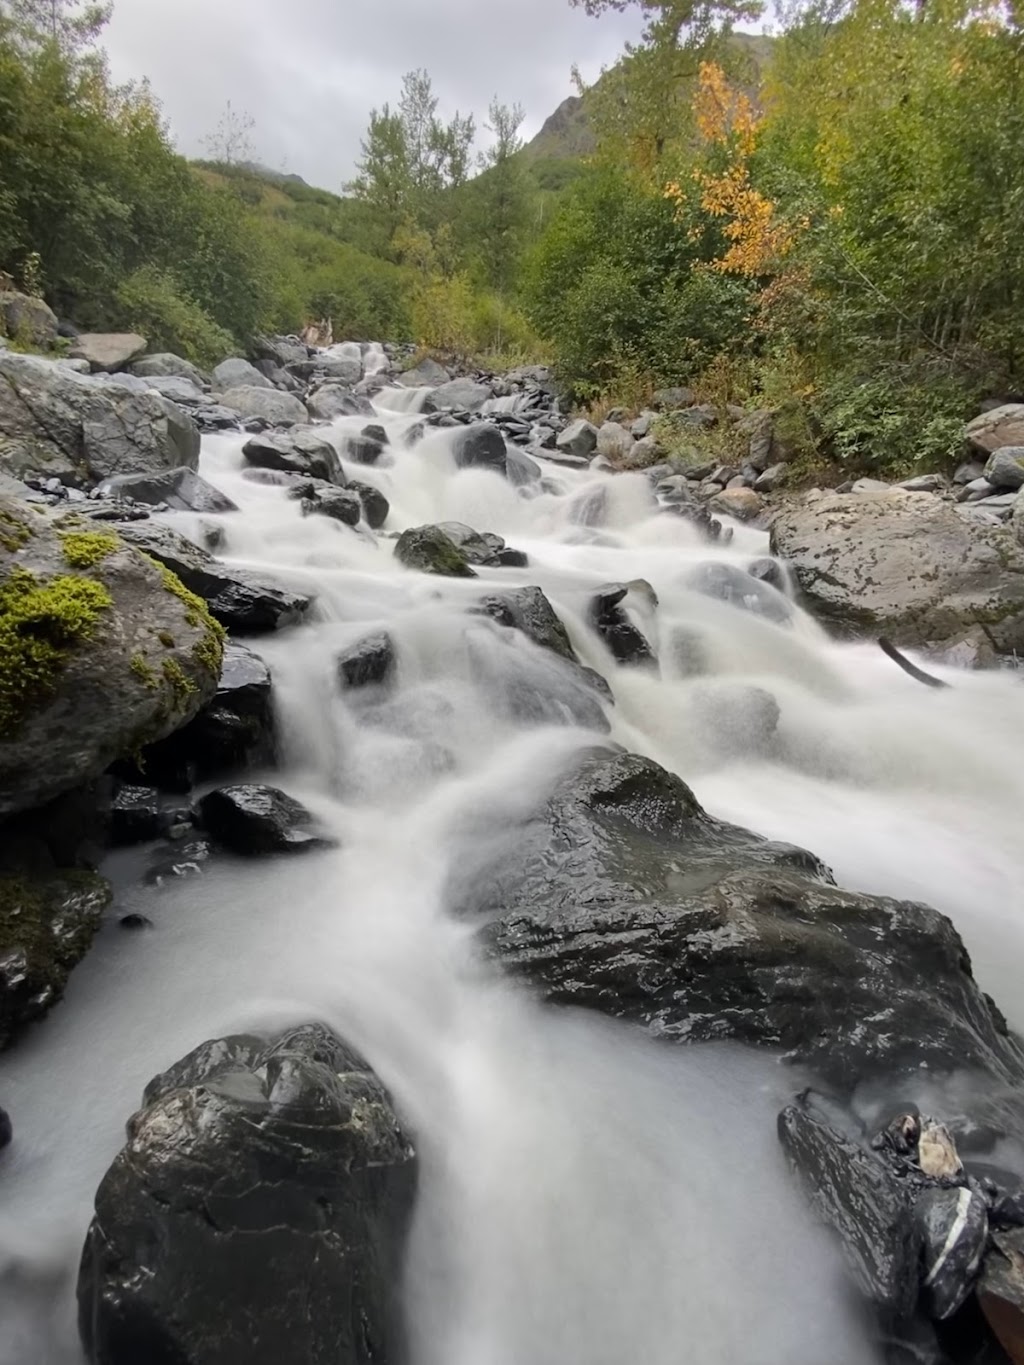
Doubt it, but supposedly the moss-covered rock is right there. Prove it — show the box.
[0,869,111,1048]
[0,494,222,816]
[394,524,478,578]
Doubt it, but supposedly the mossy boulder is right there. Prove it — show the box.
[0,495,223,815]
[0,869,111,1048]
[394,524,477,578]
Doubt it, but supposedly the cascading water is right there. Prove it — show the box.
[2,379,1024,1365]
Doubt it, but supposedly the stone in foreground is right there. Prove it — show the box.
[395,524,477,577]
[194,784,334,856]
[77,1023,416,1365]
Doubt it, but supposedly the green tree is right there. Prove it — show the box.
[201,99,256,167]
[470,99,530,293]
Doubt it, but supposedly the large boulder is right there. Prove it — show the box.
[0,869,111,1048]
[965,404,1024,456]
[114,520,311,633]
[555,419,598,459]
[770,490,1024,652]
[305,385,374,421]
[450,423,507,475]
[423,378,494,413]
[132,353,207,386]
[140,375,206,407]
[0,498,223,816]
[709,487,764,522]
[396,356,449,388]
[252,335,310,370]
[595,421,634,463]
[218,386,307,426]
[211,357,270,391]
[0,351,199,486]
[97,468,238,514]
[194,784,334,856]
[242,428,344,484]
[395,525,477,577]
[984,447,1024,491]
[77,1023,416,1365]
[0,290,59,348]
[68,333,147,374]
[461,748,1024,1091]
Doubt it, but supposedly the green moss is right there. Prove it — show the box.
[0,568,113,739]
[142,554,225,679]
[58,527,120,569]
[162,656,197,710]
[0,505,33,553]
[130,653,158,690]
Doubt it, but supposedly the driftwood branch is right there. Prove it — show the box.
[878,638,950,690]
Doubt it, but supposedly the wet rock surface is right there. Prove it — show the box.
[242,428,344,484]
[337,631,395,689]
[395,524,477,577]
[114,519,311,632]
[194,784,335,856]
[465,748,1024,1090]
[77,1023,416,1365]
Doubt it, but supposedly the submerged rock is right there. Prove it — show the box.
[686,561,793,625]
[395,525,477,578]
[589,583,657,667]
[77,1023,416,1365]
[451,423,507,475]
[194,784,334,856]
[349,480,389,530]
[466,748,1024,1089]
[288,479,361,527]
[109,784,163,845]
[115,520,311,633]
[0,499,223,816]
[337,631,395,689]
[770,490,1024,652]
[0,870,111,1048]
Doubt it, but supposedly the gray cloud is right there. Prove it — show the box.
[103,0,644,190]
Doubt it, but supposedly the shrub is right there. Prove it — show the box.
[114,267,234,368]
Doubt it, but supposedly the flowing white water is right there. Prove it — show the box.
[2,387,1024,1365]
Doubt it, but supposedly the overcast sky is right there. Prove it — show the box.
[102,0,646,192]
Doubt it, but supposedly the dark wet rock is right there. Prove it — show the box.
[476,585,575,663]
[345,434,385,466]
[686,561,793,624]
[0,351,199,486]
[771,490,1024,653]
[395,525,477,578]
[450,423,507,475]
[77,1022,416,1365]
[468,628,610,733]
[778,1099,920,1317]
[0,500,223,817]
[194,785,335,857]
[337,631,395,690]
[0,870,111,1048]
[434,521,527,568]
[143,838,214,887]
[96,468,237,514]
[589,583,657,667]
[746,556,786,590]
[505,446,542,486]
[306,384,375,421]
[212,358,270,391]
[348,480,389,530]
[109,786,163,846]
[115,520,311,633]
[118,913,153,930]
[0,1103,11,1149]
[287,478,361,527]
[242,428,344,484]
[146,641,275,783]
[362,423,388,445]
[467,748,1024,1089]
[916,1186,989,1320]
[218,386,307,426]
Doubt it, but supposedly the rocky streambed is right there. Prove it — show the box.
[1,325,1024,1365]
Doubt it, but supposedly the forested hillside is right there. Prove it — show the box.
[1,0,1022,476]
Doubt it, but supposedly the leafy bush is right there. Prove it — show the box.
[114,267,234,367]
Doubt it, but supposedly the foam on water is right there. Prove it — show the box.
[2,382,1023,1365]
